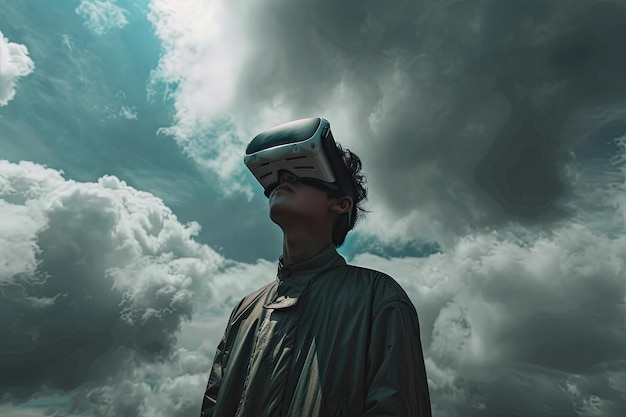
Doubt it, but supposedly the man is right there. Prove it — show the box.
[201,117,432,417]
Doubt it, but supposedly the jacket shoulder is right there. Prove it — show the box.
[240,280,274,304]
[228,281,274,321]
[335,264,416,309]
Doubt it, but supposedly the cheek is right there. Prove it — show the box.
[300,189,330,211]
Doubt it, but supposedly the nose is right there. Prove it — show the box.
[278,170,298,184]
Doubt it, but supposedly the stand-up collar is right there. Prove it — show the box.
[265,244,346,309]
[278,244,346,276]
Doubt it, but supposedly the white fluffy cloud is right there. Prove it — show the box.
[147,0,254,197]
[75,0,129,35]
[119,105,138,120]
[0,160,225,402]
[0,31,34,106]
[0,159,281,416]
[177,258,276,352]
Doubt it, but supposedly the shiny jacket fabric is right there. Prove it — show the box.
[201,245,431,417]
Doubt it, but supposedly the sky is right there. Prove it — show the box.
[1,0,626,416]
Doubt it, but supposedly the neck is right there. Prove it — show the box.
[281,226,333,265]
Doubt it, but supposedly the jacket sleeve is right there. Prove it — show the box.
[362,299,432,417]
[200,330,227,417]
[200,297,244,417]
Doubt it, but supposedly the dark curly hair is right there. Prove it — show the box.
[327,143,369,247]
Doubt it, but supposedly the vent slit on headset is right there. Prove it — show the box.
[259,172,273,180]
[284,156,306,161]
[259,162,270,167]
[294,166,315,170]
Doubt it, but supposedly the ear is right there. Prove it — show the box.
[330,196,353,216]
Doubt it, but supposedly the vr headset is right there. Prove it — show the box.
[244,117,355,224]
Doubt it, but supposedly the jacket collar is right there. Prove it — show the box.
[266,244,346,308]
[278,244,345,276]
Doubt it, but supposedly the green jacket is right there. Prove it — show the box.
[201,245,432,417]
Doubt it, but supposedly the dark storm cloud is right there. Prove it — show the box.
[220,0,626,243]
[145,1,626,415]
[2,0,624,415]
[0,161,224,403]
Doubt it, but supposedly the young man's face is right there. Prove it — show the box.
[268,170,340,228]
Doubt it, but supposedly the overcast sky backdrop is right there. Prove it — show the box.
[1,0,626,416]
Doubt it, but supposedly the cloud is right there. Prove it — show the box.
[147,0,253,198]
[148,0,626,248]
[350,216,626,416]
[4,0,626,415]
[33,259,273,417]
[0,160,225,403]
[119,105,138,120]
[0,31,34,106]
[0,160,279,417]
[25,172,623,417]
[0,406,45,417]
[75,0,129,35]
[59,346,214,417]
[177,258,275,352]
[1,147,624,417]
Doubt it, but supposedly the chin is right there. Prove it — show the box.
[269,203,300,227]
[269,204,285,225]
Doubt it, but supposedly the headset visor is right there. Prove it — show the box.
[244,117,353,201]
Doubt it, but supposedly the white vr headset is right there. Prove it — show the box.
[244,117,355,223]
